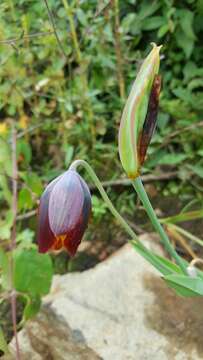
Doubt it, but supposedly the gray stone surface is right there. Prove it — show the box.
[7,235,203,359]
[5,307,101,360]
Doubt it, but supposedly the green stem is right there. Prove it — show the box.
[113,0,125,99]
[132,177,187,274]
[61,0,95,142]
[70,160,136,239]
[61,0,82,63]
[69,160,189,276]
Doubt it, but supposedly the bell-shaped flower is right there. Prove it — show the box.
[119,43,162,179]
[37,170,91,256]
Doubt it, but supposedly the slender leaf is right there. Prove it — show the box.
[132,241,182,276]
[163,274,203,297]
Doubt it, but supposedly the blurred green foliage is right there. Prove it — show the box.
[0,0,203,345]
[0,0,202,255]
[0,0,202,248]
[0,0,202,198]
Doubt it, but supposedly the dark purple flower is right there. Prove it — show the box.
[37,170,91,256]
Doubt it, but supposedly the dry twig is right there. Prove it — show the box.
[166,225,196,259]
[0,31,54,45]
[89,171,178,189]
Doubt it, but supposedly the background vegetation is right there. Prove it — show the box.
[0,0,203,346]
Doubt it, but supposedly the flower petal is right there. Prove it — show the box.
[48,170,84,236]
[64,175,92,256]
[79,175,92,226]
[37,177,60,253]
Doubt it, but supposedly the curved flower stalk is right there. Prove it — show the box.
[119,43,162,179]
[37,170,91,256]
[37,159,203,296]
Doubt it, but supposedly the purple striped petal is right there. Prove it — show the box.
[48,170,84,236]
[37,176,61,253]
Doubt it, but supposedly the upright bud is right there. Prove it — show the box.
[118,43,162,179]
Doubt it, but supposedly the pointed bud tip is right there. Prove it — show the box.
[150,42,163,53]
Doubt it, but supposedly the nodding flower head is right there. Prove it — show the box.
[37,170,91,256]
[119,43,162,179]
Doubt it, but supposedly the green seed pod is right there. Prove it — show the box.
[118,43,162,179]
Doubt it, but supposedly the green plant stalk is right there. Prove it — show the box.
[61,0,81,63]
[113,0,125,99]
[70,159,136,239]
[132,177,187,274]
[69,160,190,277]
[61,0,95,141]
[8,0,16,21]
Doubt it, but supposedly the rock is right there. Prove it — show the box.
[6,235,203,359]
[5,307,101,360]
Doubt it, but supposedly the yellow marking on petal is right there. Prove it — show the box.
[51,234,66,251]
